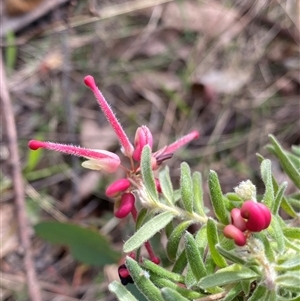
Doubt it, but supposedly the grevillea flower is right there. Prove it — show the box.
[224,200,272,246]
[28,75,199,270]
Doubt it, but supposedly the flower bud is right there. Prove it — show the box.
[114,193,135,218]
[106,178,131,197]
[118,264,133,285]
[230,208,247,232]
[241,201,271,232]
[223,224,247,246]
[132,126,153,161]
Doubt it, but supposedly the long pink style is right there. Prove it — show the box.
[84,75,134,157]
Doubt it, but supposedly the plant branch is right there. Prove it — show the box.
[0,51,42,301]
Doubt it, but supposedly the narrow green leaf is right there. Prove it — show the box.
[194,225,207,258]
[216,245,246,265]
[268,216,285,253]
[151,275,204,299]
[276,256,300,271]
[161,287,190,301]
[260,159,274,208]
[283,227,300,240]
[223,283,242,301]
[125,257,164,301]
[192,172,206,216]
[142,259,184,283]
[171,250,187,274]
[108,281,138,301]
[135,209,149,230]
[207,218,227,268]
[205,253,216,275]
[256,153,297,217]
[241,279,252,296]
[159,167,174,204]
[180,162,193,213]
[272,182,288,215]
[269,135,300,189]
[247,284,268,301]
[124,211,174,253]
[165,220,174,239]
[276,273,300,292]
[199,269,257,289]
[208,170,229,224]
[255,233,275,262]
[141,146,159,202]
[35,221,119,266]
[184,232,207,281]
[166,220,194,261]
[185,266,197,288]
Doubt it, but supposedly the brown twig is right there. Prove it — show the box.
[0,52,42,301]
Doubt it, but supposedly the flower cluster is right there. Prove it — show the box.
[28,75,199,283]
[223,200,272,246]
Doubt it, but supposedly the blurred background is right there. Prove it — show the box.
[1,0,299,300]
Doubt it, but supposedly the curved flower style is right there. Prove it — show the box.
[28,75,199,271]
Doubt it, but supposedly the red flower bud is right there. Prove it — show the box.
[230,208,247,232]
[132,126,153,161]
[106,178,131,197]
[114,193,135,218]
[118,264,133,285]
[223,224,247,246]
[241,201,271,232]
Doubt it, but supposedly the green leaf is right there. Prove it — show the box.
[272,182,288,215]
[108,281,138,301]
[268,216,285,253]
[159,167,174,205]
[256,153,297,217]
[124,211,174,253]
[276,256,300,271]
[142,259,184,283]
[247,284,268,301]
[135,209,150,230]
[171,250,187,274]
[125,257,164,301]
[141,146,159,203]
[223,283,242,301]
[216,245,246,265]
[192,172,206,216]
[161,287,190,301]
[260,159,274,208]
[194,225,208,259]
[166,220,194,261]
[180,162,193,213]
[208,170,229,224]
[151,275,204,299]
[184,232,207,281]
[207,218,227,268]
[268,135,300,189]
[283,227,300,240]
[255,233,275,262]
[185,266,197,288]
[276,273,300,292]
[198,269,257,289]
[35,221,119,266]
[241,279,252,296]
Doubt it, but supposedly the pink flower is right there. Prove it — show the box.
[28,75,199,219]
